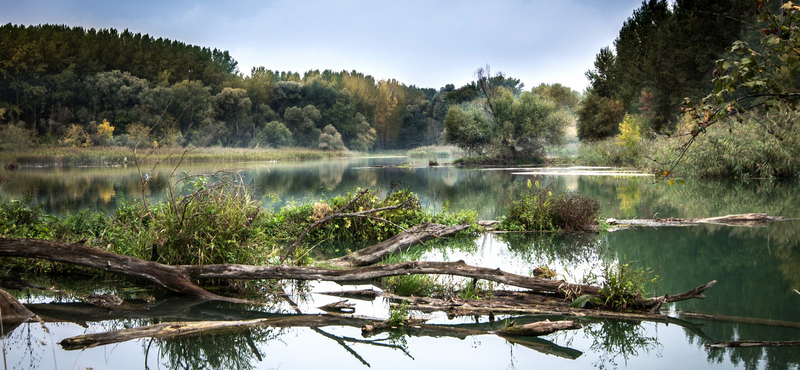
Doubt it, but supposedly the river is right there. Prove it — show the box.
[1,156,798,369]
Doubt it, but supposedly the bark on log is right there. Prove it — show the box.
[607,213,786,229]
[59,313,584,360]
[183,260,601,297]
[1,287,35,322]
[707,340,800,348]
[327,222,472,267]
[494,320,581,336]
[0,238,248,304]
[0,237,714,310]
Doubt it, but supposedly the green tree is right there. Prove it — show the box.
[214,87,252,146]
[348,113,377,152]
[250,120,293,148]
[318,124,345,151]
[577,90,626,141]
[444,105,492,156]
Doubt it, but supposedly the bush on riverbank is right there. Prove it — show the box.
[498,180,600,232]
[577,110,800,179]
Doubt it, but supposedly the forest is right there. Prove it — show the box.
[0,23,578,158]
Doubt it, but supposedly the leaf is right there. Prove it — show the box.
[571,294,594,308]
[41,214,59,223]
[669,179,675,187]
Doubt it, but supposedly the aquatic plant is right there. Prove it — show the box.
[599,262,659,310]
[499,179,600,232]
[388,299,410,327]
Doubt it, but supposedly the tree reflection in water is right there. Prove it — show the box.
[154,326,282,370]
[583,319,661,370]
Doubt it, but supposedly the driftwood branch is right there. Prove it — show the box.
[707,340,800,348]
[1,288,36,323]
[494,320,582,336]
[607,213,786,229]
[0,238,247,304]
[0,235,714,311]
[58,313,585,360]
[327,222,471,267]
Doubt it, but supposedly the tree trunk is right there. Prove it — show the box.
[327,223,472,267]
[1,287,35,322]
[0,236,714,310]
[494,320,582,336]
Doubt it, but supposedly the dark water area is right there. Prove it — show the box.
[2,157,800,369]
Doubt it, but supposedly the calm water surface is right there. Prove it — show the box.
[1,157,799,369]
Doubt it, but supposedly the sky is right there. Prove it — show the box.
[0,0,644,92]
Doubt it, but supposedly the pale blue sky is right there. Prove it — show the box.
[0,0,644,91]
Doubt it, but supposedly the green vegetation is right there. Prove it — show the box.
[580,0,757,136]
[0,176,477,270]
[444,68,574,164]
[576,0,800,179]
[0,146,349,166]
[498,179,601,232]
[598,262,659,310]
[0,24,577,158]
[387,299,410,327]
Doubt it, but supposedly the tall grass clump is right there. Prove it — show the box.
[406,145,464,158]
[498,179,600,232]
[599,262,658,310]
[106,173,275,266]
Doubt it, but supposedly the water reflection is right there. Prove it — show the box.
[3,158,800,369]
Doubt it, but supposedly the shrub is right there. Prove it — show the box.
[599,262,658,310]
[499,180,600,232]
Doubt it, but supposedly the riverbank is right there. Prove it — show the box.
[0,146,355,167]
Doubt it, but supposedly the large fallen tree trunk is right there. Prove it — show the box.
[0,236,714,309]
[0,237,248,303]
[606,213,786,229]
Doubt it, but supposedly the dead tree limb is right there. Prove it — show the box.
[494,320,582,337]
[0,237,714,309]
[708,340,800,348]
[327,222,472,267]
[0,238,248,304]
[1,287,36,322]
[607,213,786,229]
[281,191,419,262]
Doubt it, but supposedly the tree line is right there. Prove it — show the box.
[578,0,766,140]
[0,23,578,154]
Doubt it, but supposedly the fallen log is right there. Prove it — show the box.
[607,213,786,229]
[494,320,581,337]
[327,222,472,267]
[0,237,248,304]
[59,313,585,360]
[707,340,800,348]
[1,287,36,322]
[0,237,714,310]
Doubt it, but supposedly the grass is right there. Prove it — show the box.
[405,145,464,158]
[0,146,352,167]
[576,109,800,179]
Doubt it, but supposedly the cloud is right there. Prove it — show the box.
[0,0,643,91]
